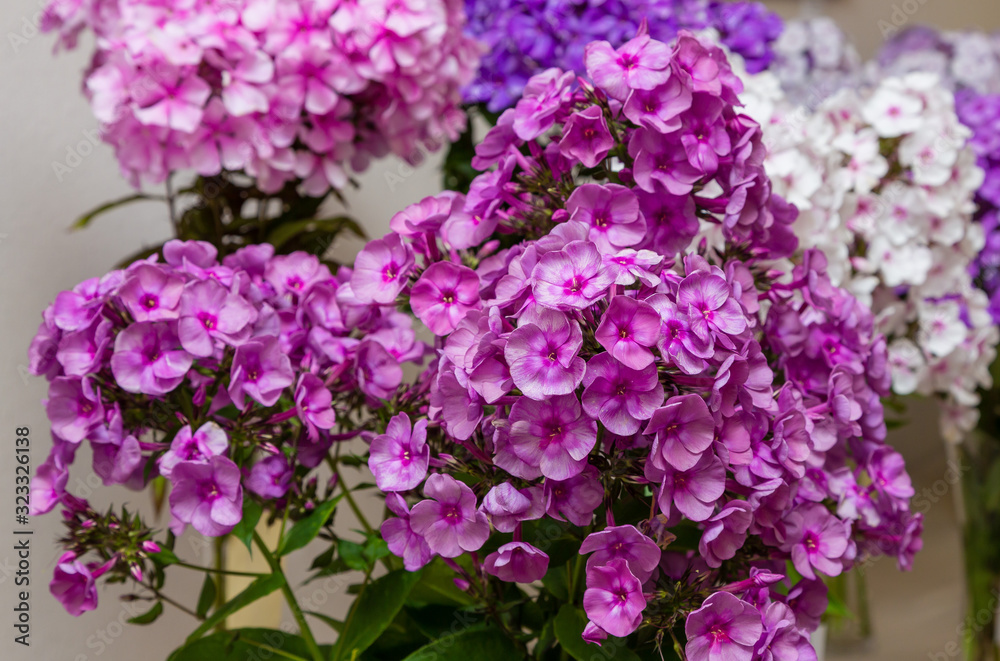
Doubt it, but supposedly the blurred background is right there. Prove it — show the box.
[0,0,998,659]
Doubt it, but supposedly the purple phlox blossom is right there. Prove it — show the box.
[295,372,337,435]
[782,504,851,580]
[382,493,434,571]
[168,455,244,537]
[410,262,482,336]
[246,453,292,499]
[649,452,726,522]
[409,474,490,558]
[532,241,615,310]
[56,317,113,377]
[119,264,186,322]
[431,370,483,441]
[512,68,576,140]
[264,253,331,298]
[508,394,598,481]
[157,422,230,479]
[45,377,103,444]
[368,412,430,492]
[622,75,693,132]
[484,542,549,583]
[92,434,142,486]
[163,239,218,270]
[504,310,585,400]
[630,128,703,195]
[594,296,662,370]
[868,446,915,501]
[582,558,647,638]
[177,278,256,356]
[480,483,544,532]
[699,501,754,568]
[585,34,672,101]
[677,270,748,342]
[560,106,615,168]
[544,465,604,526]
[755,601,817,661]
[580,525,662,583]
[355,339,404,401]
[50,552,105,617]
[646,394,715,472]
[110,322,193,396]
[582,353,663,435]
[647,293,714,374]
[604,249,663,287]
[566,184,647,253]
[389,192,462,237]
[351,233,415,304]
[228,337,295,408]
[685,592,763,661]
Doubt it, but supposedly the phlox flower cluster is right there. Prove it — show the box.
[462,0,782,112]
[354,30,920,655]
[768,17,862,109]
[40,0,481,192]
[28,240,427,614]
[737,62,998,444]
[877,27,1000,323]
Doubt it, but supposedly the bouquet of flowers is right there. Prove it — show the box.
[28,239,428,660]
[346,28,921,659]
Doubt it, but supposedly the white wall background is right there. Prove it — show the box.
[1,0,999,659]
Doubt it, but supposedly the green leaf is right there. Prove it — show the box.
[304,610,343,633]
[405,558,475,607]
[232,500,263,554]
[265,216,365,251]
[331,569,422,661]
[168,627,331,661]
[400,627,520,661]
[338,536,390,572]
[128,601,164,625]
[150,548,181,567]
[196,574,218,618]
[70,193,159,230]
[277,493,345,556]
[554,605,641,661]
[186,574,285,643]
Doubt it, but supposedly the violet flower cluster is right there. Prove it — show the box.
[28,241,426,615]
[877,27,1000,323]
[40,0,481,193]
[356,30,920,655]
[462,0,782,112]
[738,63,998,444]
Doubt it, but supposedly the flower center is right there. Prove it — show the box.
[142,294,159,310]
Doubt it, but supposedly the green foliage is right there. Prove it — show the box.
[277,493,345,556]
[127,601,164,625]
[186,574,285,643]
[329,569,423,661]
[167,628,332,661]
[232,499,263,555]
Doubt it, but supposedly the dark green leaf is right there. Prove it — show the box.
[70,193,159,230]
[400,626,520,661]
[338,536,390,572]
[304,610,343,632]
[128,601,164,625]
[150,548,181,567]
[331,569,422,661]
[405,558,475,607]
[277,493,344,557]
[554,605,641,661]
[266,217,365,251]
[168,627,331,661]
[232,500,263,554]
[186,574,285,643]
[196,574,217,618]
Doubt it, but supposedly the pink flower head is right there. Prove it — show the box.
[544,465,604,526]
[504,310,586,400]
[265,253,331,298]
[508,394,598,480]
[295,372,337,432]
[369,413,430,492]
[594,296,662,370]
[783,504,851,580]
[647,294,714,374]
[532,241,614,310]
[685,592,763,661]
[566,184,647,253]
[645,394,716,472]
[409,474,490,558]
[585,34,672,101]
[652,453,726,522]
[351,233,415,304]
[622,76,693,132]
[45,377,103,444]
[583,558,646,638]
[228,337,295,408]
[246,454,292,499]
[168,455,244,537]
[484,542,549,583]
[410,262,482,336]
[119,264,185,322]
[50,553,100,617]
[677,271,748,341]
[580,525,662,583]
[559,106,614,168]
[177,279,255,357]
[480,483,544,533]
[582,353,663,435]
[158,421,229,479]
[382,493,434,571]
[111,322,193,396]
[699,501,754,568]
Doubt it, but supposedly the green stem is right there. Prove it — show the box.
[171,561,266,578]
[253,531,325,661]
[332,567,373,661]
[241,638,311,661]
[140,582,203,620]
[214,536,227,633]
